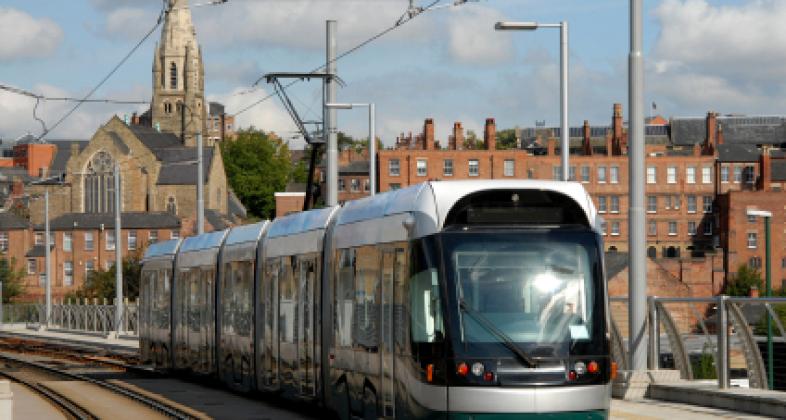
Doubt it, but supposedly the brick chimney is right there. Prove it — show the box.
[759,152,771,191]
[535,134,542,148]
[547,130,556,156]
[515,125,522,149]
[693,142,701,157]
[606,129,613,157]
[717,123,724,146]
[613,103,623,142]
[484,118,497,151]
[706,111,717,148]
[582,120,593,156]
[750,286,759,298]
[453,122,463,150]
[424,118,435,150]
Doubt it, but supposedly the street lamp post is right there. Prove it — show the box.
[495,21,569,181]
[746,209,774,390]
[325,103,376,196]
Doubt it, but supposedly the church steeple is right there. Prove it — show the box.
[151,0,208,145]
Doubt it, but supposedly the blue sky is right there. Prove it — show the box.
[2,0,784,149]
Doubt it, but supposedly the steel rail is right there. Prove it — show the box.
[0,353,193,419]
[0,368,89,420]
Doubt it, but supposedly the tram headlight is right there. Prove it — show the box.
[574,361,587,375]
[471,362,485,376]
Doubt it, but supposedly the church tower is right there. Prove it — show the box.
[151,0,208,146]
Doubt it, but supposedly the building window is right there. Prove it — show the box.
[686,165,696,184]
[227,125,232,131]
[714,236,720,248]
[581,166,590,183]
[0,233,7,252]
[687,196,697,213]
[128,231,137,251]
[674,196,680,209]
[721,166,729,183]
[748,232,757,249]
[63,232,72,252]
[748,215,756,224]
[702,166,712,184]
[416,160,427,177]
[27,259,36,275]
[688,222,696,236]
[647,196,657,213]
[350,179,360,192]
[553,165,562,181]
[665,196,671,209]
[389,183,401,190]
[647,166,657,184]
[364,179,370,192]
[35,233,43,245]
[106,231,115,251]
[338,179,346,191]
[669,222,677,236]
[106,260,116,270]
[443,159,453,176]
[85,261,94,280]
[504,160,515,177]
[170,62,177,89]
[745,166,755,183]
[84,150,118,214]
[85,232,94,251]
[749,257,762,269]
[600,221,607,236]
[213,118,220,132]
[703,221,713,236]
[611,222,620,236]
[649,221,656,236]
[171,230,180,240]
[702,196,713,213]
[64,262,73,286]
[149,231,158,244]
[389,159,400,176]
[782,258,786,269]
[734,166,742,183]
[167,196,177,215]
[469,160,479,176]
[611,196,619,213]
[610,166,619,184]
[598,166,607,183]
[598,196,607,213]
[569,166,576,182]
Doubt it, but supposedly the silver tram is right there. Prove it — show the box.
[140,180,612,419]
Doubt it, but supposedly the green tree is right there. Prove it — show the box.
[725,263,763,297]
[463,129,485,150]
[353,137,384,155]
[496,128,518,150]
[290,158,311,184]
[222,128,292,219]
[0,253,27,303]
[65,248,144,302]
[337,131,356,151]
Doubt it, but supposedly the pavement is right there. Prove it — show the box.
[0,326,138,352]
[611,398,779,419]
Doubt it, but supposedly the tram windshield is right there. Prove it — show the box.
[441,230,605,358]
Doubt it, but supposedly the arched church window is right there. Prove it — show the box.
[83,151,119,214]
[164,102,172,114]
[167,196,177,215]
[170,62,177,89]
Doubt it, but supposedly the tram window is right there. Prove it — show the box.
[409,240,444,345]
[335,249,355,348]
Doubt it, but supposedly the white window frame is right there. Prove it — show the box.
[667,165,677,184]
[106,260,116,270]
[721,166,729,183]
[0,232,7,252]
[64,261,74,286]
[581,166,590,183]
[149,230,159,244]
[748,232,757,249]
[647,166,657,184]
[443,159,453,176]
[703,196,713,213]
[647,196,657,213]
[746,165,755,183]
[338,179,346,191]
[416,159,427,177]
[674,196,680,210]
[600,221,607,236]
[569,166,576,182]
[688,221,696,236]
[598,166,607,183]
[469,160,479,176]
[611,222,620,236]
[85,260,94,276]
[350,179,360,192]
[611,196,619,213]
[504,159,514,177]
[171,230,180,240]
[389,159,400,176]
[703,221,713,236]
[35,233,43,245]
[27,259,36,275]
[665,196,671,210]
[702,166,712,184]
[128,231,137,251]
[734,166,742,183]
[598,196,607,213]
[669,222,677,236]
[649,221,657,236]
[687,196,697,213]
[686,165,696,184]
[610,166,619,184]
[63,232,72,252]
[553,165,562,181]
[106,231,116,251]
[85,232,94,251]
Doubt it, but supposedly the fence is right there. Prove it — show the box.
[25,298,139,337]
[610,295,786,390]
[1,304,39,324]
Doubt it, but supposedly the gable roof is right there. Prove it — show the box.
[49,141,89,174]
[107,131,131,155]
[605,252,630,280]
[156,147,213,185]
[339,160,369,175]
[0,211,30,229]
[33,212,181,231]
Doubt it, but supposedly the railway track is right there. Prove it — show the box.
[0,337,148,374]
[0,352,197,419]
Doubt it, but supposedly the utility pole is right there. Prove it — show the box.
[44,190,51,330]
[114,163,123,336]
[197,131,204,235]
[325,21,338,206]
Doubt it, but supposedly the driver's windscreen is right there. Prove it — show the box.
[442,231,603,356]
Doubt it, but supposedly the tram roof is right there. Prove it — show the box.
[336,180,597,230]
[266,206,339,239]
[224,221,268,246]
[179,229,229,253]
[142,238,181,262]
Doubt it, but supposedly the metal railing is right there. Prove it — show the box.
[610,295,786,390]
[1,304,39,324]
[26,298,139,337]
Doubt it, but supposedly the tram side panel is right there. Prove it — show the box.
[140,260,174,369]
[219,245,256,391]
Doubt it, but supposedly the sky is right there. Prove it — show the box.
[1,0,785,150]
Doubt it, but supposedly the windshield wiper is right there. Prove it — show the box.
[459,299,538,368]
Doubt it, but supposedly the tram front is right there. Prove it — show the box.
[407,186,611,420]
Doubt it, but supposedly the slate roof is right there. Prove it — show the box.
[771,161,786,182]
[33,212,181,231]
[0,211,30,229]
[605,252,630,280]
[155,147,213,185]
[672,117,786,146]
[770,149,786,158]
[49,141,89,173]
[26,244,55,257]
[227,189,247,218]
[107,131,131,155]
[717,144,760,162]
[127,124,182,151]
[666,149,695,157]
[209,102,225,116]
[205,209,228,230]
[339,161,369,175]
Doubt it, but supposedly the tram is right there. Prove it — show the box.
[140,180,613,419]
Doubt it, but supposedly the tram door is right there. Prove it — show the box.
[379,250,399,418]
[264,260,280,389]
[188,271,201,371]
[140,271,152,361]
[176,269,190,368]
[201,269,214,373]
[298,259,316,396]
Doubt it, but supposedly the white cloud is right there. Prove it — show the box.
[90,0,160,12]
[445,5,517,65]
[0,7,64,60]
[208,88,299,145]
[204,60,264,85]
[98,7,161,40]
